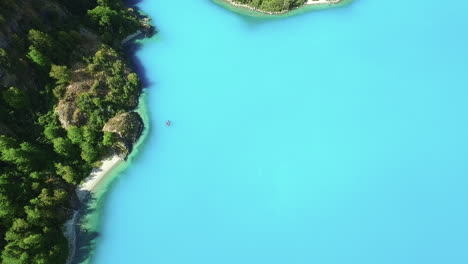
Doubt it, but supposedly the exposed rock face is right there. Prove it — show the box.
[129,8,155,37]
[55,100,87,129]
[55,68,94,129]
[103,112,144,154]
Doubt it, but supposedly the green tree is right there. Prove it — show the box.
[27,46,50,67]
[127,72,139,87]
[0,193,16,219]
[49,65,72,85]
[52,84,67,99]
[0,135,16,149]
[44,125,61,140]
[67,126,83,144]
[2,87,30,110]
[52,138,75,157]
[27,30,55,66]
[28,30,53,51]
[0,142,43,172]
[80,142,98,163]
[87,5,140,40]
[24,205,42,225]
[82,126,97,142]
[102,131,115,146]
[88,6,116,29]
[55,163,78,184]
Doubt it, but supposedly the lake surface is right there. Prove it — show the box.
[89,0,468,263]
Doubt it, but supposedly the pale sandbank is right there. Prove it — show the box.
[222,0,342,15]
[64,155,123,264]
[76,155,124,201]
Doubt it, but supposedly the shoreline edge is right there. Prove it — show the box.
[64,155,124,264]
[218,0,342,15]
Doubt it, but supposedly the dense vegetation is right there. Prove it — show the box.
[232,0,307,12]
[0,0,148,263]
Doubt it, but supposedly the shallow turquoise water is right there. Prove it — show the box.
[91,0,468,263]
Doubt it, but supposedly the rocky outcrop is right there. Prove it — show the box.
[103,112,144,154]
[55,68,95,129]
[121,9,155,46]
[55,100,87,129]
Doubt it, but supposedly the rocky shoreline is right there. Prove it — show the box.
[62,9,154,264]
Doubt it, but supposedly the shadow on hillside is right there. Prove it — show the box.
[124,0,157,89]
[126,43,154,89]
[71,192,100,264]
[126,0,144,5]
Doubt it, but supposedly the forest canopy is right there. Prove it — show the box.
[232,0,307,12]
[0,0,148,263]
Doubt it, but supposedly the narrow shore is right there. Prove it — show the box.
[76,155,124,201]
[306,0,340,4]
[64,155,124,264]
[221,0,341,15]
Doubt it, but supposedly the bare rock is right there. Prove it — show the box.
[56,100,86,129]
[55,67,94,129]
[103,112,144,153]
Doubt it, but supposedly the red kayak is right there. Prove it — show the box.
[166,120,171,127]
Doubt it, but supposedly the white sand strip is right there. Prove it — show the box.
[76,155,124,201]
[306,0,340,5]
[64,155,124,264]
[223,0,342,14]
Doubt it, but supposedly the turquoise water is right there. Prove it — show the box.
[90,0,468,263]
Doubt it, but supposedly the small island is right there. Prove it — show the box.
[225,0,342,14]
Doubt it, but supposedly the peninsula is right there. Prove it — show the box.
[0,0,152,263]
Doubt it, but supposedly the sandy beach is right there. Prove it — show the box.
[64,155,123,264]
[76,155,124,201]
[306,0,340,5]
[222,0,341,14]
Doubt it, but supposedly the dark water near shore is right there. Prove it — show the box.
[87,0,468,263]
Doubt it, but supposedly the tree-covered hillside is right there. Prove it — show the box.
[232,0,307,12]
[0,0,151,263]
